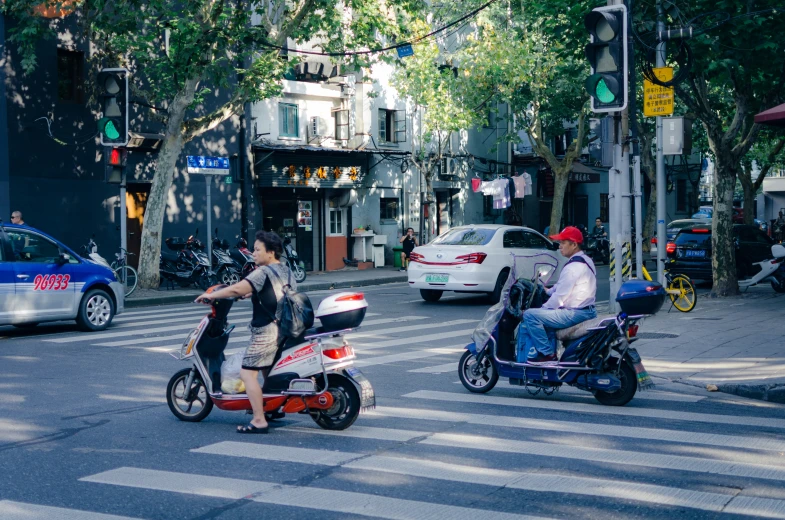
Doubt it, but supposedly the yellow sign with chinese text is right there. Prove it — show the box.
[643,67,674,117]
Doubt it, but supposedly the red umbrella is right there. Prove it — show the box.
[755,102,785,127]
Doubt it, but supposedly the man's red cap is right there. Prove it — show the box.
[549,226,583,244]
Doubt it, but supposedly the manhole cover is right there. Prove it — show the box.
[637,332,680,339]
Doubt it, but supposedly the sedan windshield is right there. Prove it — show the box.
[432,228,497,246]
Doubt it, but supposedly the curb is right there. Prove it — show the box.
[125,275,408,308]
[669,377,785,404]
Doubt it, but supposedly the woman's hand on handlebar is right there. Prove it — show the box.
[194,293,212,304]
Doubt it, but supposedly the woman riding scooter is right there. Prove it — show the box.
[195,230,293,434]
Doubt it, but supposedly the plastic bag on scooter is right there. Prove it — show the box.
[220,353,245,394]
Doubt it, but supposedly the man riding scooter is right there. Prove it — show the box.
[516,226,597,365]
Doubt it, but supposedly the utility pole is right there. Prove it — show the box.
[655,0,667,284]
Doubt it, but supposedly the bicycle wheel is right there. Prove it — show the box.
[668,274,696,312]
[114,265,138,297]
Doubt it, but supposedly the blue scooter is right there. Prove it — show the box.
[458,258,664,406]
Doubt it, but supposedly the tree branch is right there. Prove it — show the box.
[276,0,317,45]
[753,137,785,191]
[182,96,242,140]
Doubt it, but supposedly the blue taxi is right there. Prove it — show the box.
[0,223,124,330]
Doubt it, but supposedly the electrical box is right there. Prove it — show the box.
[662,117,693,156]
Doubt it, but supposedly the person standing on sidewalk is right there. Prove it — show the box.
[399,227,417,271]
[516,226,597,365]
[10,211,25,226]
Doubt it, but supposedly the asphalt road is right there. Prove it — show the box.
[2,275,785,520]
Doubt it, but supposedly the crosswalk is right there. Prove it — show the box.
[10,384,785,519]
[10,300,785,519]
[38,301,477,371]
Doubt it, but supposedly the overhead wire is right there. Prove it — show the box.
[256,0,500,57]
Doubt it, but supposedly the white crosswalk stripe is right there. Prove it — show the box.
[0,501,140,519]
[190,436,785,515]
[81,467,552,520]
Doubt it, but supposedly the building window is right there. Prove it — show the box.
[380,198,398,220]
[57,49,84,103]
[379,109,406,143]
[677,179,687,211]
[279,103,299,138]
[328,208,345,236]
[333,109,349,141]
[599,193,609,222]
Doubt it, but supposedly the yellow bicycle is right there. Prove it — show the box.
[639,261,697,312]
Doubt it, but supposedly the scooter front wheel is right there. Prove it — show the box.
[292,263,307,283]
[167,368,213,422]
[458,350,499,393]
[312,374,361,431]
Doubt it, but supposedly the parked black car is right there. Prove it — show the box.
[667,224,776,281]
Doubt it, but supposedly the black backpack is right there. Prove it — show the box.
[262,266,314,338]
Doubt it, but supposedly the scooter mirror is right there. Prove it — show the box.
[772,244,785,259]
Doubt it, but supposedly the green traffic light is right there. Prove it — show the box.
[103,120,120,140]
[595,78,616,103]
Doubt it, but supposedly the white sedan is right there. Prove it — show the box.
[407,225,566,302]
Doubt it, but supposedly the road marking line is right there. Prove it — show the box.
[357,327,476,351]
[95,315,428,348]
[193,437,785,516]
[354,346,465,367]
[281,423,785,482]
[404,390,785,430]
[368,406,785,452]
[80,467,550,520]
[409,362,456,373]
[0,500,141,520]
[114,310,252,328]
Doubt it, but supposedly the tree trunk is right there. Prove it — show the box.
[549,167,570,234]
[740,179,756,226]
[642,188,656,253]
[137,78,199,289]
[711,155,739,297]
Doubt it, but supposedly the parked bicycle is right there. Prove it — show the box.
[111,248,138,297]
[639,259,696,312]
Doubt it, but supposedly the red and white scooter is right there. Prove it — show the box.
[166,287,374,430]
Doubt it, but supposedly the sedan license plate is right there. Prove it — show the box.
[426,274,449,283]
[685,250,706,258]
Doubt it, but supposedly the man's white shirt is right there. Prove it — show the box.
[543,251,597,310]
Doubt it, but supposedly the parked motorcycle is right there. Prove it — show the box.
[283,236,307,283]
[211,229,242,285]
[458,254,662,406]
[166,288,375,429]
[229,237,256,278]
[738,243,785,293]
[160,229,215,290]
[586,233,610,265]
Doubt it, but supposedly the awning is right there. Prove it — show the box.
[569,161,600,183]
[755,103,785,127]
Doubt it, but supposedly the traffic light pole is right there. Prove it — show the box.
[655,0,667,284]
[120,171,127,264]
[206,176,213,269]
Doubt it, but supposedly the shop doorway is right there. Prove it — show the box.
[573,195,588,229]
[125,184,150,270]
[261,194,321,271]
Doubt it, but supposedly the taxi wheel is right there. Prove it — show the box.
[76,289,115,331]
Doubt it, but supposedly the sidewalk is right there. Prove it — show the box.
[630,287,785,403]
[125,266,407,308]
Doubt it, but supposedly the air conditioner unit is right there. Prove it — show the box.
[310,116,322,137]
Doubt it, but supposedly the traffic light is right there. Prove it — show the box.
[97,68,129,146]
[105,146,127,184]
[584,5,628,113]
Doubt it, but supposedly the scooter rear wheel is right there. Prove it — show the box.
[312,375,361,430]
[167,368,213,422]
[594,360,637,406]
[458,350,499,393]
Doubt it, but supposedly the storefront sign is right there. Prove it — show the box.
[280,164,362,188]
[568,171,600,183]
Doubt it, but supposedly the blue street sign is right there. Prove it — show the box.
[186,155,230,175]
[396,44,414,58]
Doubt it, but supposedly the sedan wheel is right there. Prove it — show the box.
[76,289,115,331]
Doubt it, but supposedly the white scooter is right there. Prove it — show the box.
[739,244,785,292]
[166,289,375,430]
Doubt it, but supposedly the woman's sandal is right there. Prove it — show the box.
[237,423,269,434]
